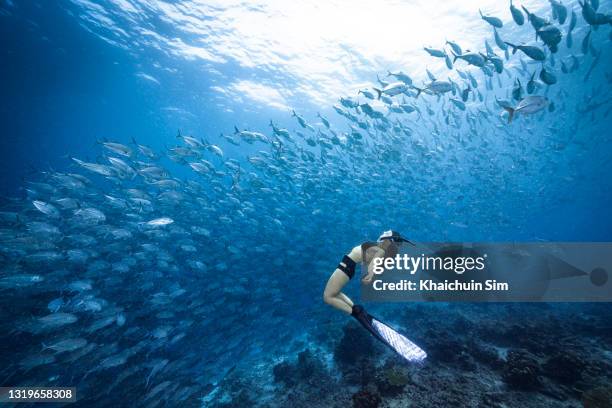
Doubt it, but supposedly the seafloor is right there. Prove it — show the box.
[207,303,612,408]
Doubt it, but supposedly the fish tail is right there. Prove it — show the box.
[503,107,516,123]
[291,110,297,117]
[234,126,240,134]
[450,50,459,62]
[414,87,423,98]
[373,88,382,100]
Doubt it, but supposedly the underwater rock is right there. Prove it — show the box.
[582,385,612,408]
[273,348,328,387]
[542,351,585,384]
[273,361,297,387]
[352,389,382,408]
[334,322,379,371]
[296,349,326,383]
[502,349,541,389]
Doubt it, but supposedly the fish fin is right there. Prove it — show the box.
[503,107,516,123]
[373,88,382,100]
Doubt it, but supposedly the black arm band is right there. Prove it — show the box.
[337,255,357,279]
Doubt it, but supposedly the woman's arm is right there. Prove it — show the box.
[362,246,385,283]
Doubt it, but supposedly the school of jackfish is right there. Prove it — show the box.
[1,0,611,406]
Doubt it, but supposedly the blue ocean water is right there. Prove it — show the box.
[1,0,612,407]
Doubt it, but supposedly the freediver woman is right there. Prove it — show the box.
[323,230,427,362]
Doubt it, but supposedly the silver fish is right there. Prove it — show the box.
[502,95,550,123]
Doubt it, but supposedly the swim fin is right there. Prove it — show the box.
[351,305,427,363]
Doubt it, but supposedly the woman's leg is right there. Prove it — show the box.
[323,270,353,314]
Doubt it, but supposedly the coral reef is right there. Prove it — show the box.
[207,304,612,408]
[502,349,541,389]
[375,363,411,397]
